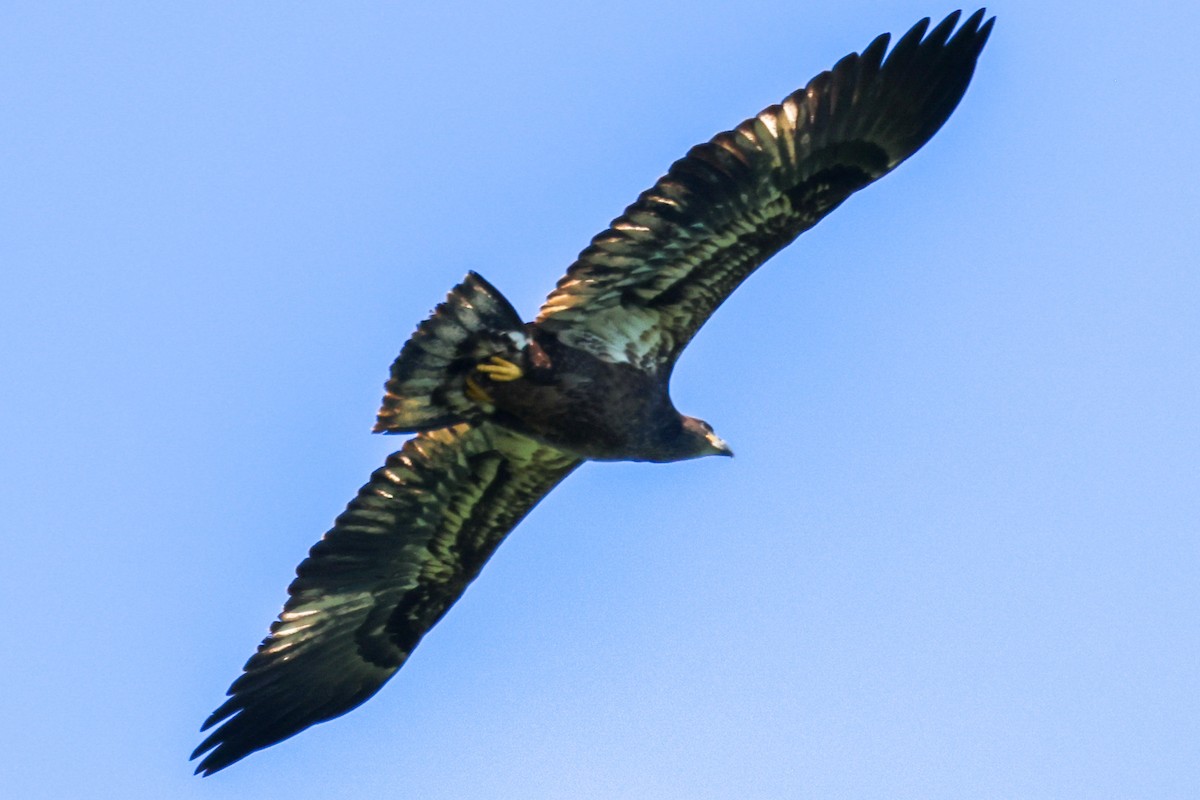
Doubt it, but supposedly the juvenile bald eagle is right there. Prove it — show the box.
[195,10,993,774]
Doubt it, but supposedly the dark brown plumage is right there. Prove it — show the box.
[194,10,993,775]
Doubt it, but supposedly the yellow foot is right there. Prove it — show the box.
[464,374,493,405]
[475,355,523,382]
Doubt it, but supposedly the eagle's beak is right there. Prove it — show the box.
[707,432,734,457]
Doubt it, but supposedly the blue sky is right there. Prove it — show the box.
[3,1,1198,797]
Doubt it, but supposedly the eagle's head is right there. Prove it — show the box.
[677,416,734,460]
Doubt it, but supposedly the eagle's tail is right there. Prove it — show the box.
[374,272,526,433]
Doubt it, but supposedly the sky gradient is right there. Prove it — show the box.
[3,2,1198,798]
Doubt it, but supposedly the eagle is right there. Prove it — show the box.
[194,9,993,774]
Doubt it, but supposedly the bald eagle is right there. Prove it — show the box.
[194,9,993,774]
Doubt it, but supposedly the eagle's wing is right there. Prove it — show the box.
[192,424,581,775]
[537,10,993,369]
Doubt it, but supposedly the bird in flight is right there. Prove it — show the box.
[194,9,993,775]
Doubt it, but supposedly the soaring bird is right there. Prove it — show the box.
[194,9,993,774]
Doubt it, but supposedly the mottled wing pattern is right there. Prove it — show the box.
[193,424,581,775]
[537,10,993,369]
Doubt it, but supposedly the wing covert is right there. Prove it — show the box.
[192,424,580,775]
[537,10,993,369]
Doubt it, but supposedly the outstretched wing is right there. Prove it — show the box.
[537,10,993,369]
[192,424,580,775]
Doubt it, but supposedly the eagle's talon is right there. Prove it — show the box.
[464,374,493,405]
[475,356,524,382]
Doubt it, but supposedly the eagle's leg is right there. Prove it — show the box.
[465,356,522,408]
[475,356,523,382]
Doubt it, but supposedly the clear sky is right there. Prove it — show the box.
[3,2,1198,798]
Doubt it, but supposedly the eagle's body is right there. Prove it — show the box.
[487,330,689,461]
[451,321,717,462]
[195,10,994,775]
